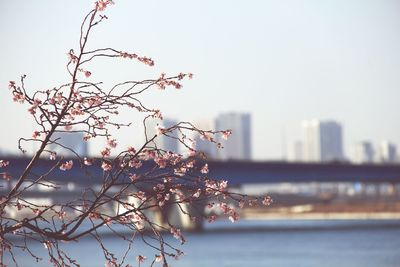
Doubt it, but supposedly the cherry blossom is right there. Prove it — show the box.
[0,160,9,168]
[136,255,146,264]
[59,160,73,171]
[101,161,112,171]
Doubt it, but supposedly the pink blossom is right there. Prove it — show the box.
[64,124,73,131]
[200,163,209,174]
[170,227,186,244]
[155,125,165,136]
[84,157,93,166]
[106,138,117,148]
[127,146,136,154]
[13,92,25,103]
[32,131,40,139]
[192,189,201,198]
[8,81,16,89]
[207,215,217,223]
[0,160,9,168]
[101,147,111,157]
[135,191,147,202]
[262,196,273,206]
[129,173,137,182]
[154,156,167,168]
[49,152,57,161]
[228,211,240,223]
[84,71,91,78]
[136,255,146,264]
[128,159,142,169]
[96,0,113,11]
[60,160,73,171]
[2,173,12,181]
[222,130,232,140]
[101,161,112,171]
[155,254,163,262]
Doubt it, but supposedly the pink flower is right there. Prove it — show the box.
[155,125,165,136]
[32,131,40,139]
[154,157,167,168]
[222,130,231,140]
[136,255,146,264]
[0,160,9,168]
[129,173,137,182]
[2,173,12,181]
[60,160,73,171]
[155,254,163,262]
[13,92,25,103]
[84,157,93,166]
[101,147,111,157]
[170,227,186,244]
[64,124,73,131]
[262,196,273,206]
[127,146,136,154]
[8,81,16,89]
[49,152,57,161]
[228,212,240,223]
[106,138,117,148]
[128,159,142,169]
[101,161,112,171]
[200,163,209,174]
[84,70,91,78]
[96,0,113,11]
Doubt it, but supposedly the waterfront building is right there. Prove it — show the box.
[352,141,374,164]
[215,112,251,160]
[291,140,304,162]
[302,119,344,162]
[146,118,179,153]
[378,141,397,163]
[49,132,88,157]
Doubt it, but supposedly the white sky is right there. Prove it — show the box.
[0,0,399,160]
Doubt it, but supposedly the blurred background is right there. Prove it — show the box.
[1,1,400,266]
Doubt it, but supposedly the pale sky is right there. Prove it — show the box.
[0,0,399,160]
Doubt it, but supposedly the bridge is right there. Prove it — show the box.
[2,157,400,231]
[2,157,400,186]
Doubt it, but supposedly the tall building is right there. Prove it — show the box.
[145,117,179,153]
[193,119,216,158]
[160,118,179,153]
[353,141,374,164]
[290,140,304,162]
[49,132,88,157]
[302,119,344,162]
[379,141,397,163]
[215,113,251,160]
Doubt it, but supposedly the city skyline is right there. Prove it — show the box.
[0,1,399,160]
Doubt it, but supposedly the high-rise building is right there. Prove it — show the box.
[353,141,374,164]
[215,113,251,160]
[49,132,88,157]
[290,140,304,162]
[379,141,397,163]
[302,119,344,162]
[193,119,216,158]
[145,118,179,153]
[160,118,179,153]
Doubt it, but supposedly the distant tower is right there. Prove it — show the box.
[292,140,304,162]
[49,132,88,157]
[302,119,344,162]
[193,119,216,159]
[379,141,397,163]
[353,141,374,164]
[145,118,179,153]
[160,118,179,153]
[215,113,251,160]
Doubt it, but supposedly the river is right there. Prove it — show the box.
[7,219,400,267]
